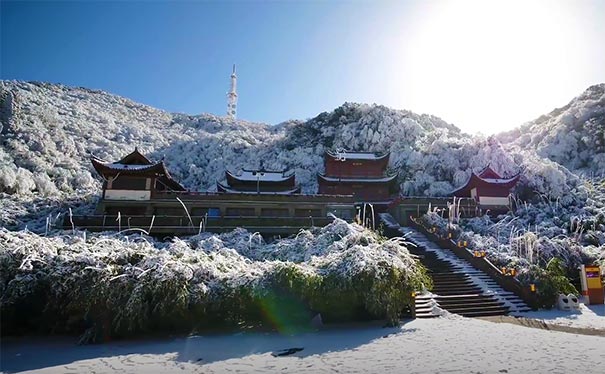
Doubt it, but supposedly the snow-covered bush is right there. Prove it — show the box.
[2,80,604,313]
[499,84,605,174]
[417,178,605,305]
[1,81,580,204]
[0,219,430,340]
[516,258,578,309]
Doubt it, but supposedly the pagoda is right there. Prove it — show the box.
[317,150,398,201]
[91,148,185,202]
[451,165,520,208]
[217,168,301,194]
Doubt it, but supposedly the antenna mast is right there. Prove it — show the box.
[227,64,238,119]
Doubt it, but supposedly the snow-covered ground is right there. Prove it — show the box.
[2,316,604,374]
[516,302,605,331]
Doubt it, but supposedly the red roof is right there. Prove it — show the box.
[325,150,390,162]
[223,168,299,193]
[117,148,152,165]
[225,169,296,185]
[317,173,398,184]
[477,165,502,179]
[217,181,301,195]
[451,171,520,197]
[90,149,185,191]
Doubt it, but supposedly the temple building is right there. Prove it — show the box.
[217,169,301,194]
[317,151,398,201]
[91,148,185,212]
[76,149,355,235]
[451,165,520,209]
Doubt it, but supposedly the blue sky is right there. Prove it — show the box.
[2,1,605,133]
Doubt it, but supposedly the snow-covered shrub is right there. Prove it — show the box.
[517,258,578,309]
[499,84,605,174]
[2,80,604,315]
[0,219,429,340]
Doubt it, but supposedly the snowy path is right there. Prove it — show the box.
[516,303,605,331]
[2,317,604,374]
[400,227,531,314]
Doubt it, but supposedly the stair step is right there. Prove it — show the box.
[415,312,439,318]
[446,306,510,314]
[433,291,483,296]
[455,309,510,317]
[417,293,495,300]
[433,299,502,306]
[404,227,532,320]
[432,278,475,283]
[432,287,483,293]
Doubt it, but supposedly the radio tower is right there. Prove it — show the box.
[227,64,238,119]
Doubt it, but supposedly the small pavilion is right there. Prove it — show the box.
[451,165,520,209]
[217,169,301,194]
[91,148,185,202]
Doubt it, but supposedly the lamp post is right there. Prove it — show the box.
[256,171,265,194]
[335,148,347,201]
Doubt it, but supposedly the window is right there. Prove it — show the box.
[226,207,255,217]
[328,208,354,220]
[191,207,210,216]
[260,208,289,217]
[111,176,147,190]
[294,209,322,217]
[105,206,146,216]
[191,207,222,217]
[154,207,185,216]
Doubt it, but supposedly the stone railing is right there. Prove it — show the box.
[409,217,539,310]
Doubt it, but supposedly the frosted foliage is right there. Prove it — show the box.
[423,175,605,271]
[0,218,420,305]
[499,84,605,174]
[1,81,585,205]
[1,80,603,271]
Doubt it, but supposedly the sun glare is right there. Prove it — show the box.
[401,0,587,134]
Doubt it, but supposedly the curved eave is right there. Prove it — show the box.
[225,170,296,185]
[217,181,300,195]
[91,157,168,175]
[160,175,186,191]
[451,173,520,196]
[325,151,390,163]
[241,168,294,177]
[477,165,502,179]
[91,157,185,191]
[117,148,152,165]
[317,173,398,183]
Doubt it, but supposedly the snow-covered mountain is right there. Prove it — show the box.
[498,84,605,174]
[1,80,582,207]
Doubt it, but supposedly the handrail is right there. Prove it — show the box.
[155,191,356,198]
[69,214,334,220]
[408,217,538,309]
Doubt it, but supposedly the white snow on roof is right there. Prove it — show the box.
[319,174,396,183]
[218,183,299,195]
[103,163,157,170]
[481,176,518,184]
[330,152,385,160]
[235,170,292,182]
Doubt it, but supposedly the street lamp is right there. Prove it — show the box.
[256,171,265,194]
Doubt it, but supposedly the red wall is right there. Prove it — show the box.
[325,158,386,177]
[476,185,512,198]
[319,182,390,200]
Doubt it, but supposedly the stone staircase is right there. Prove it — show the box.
[401,227,531,318]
